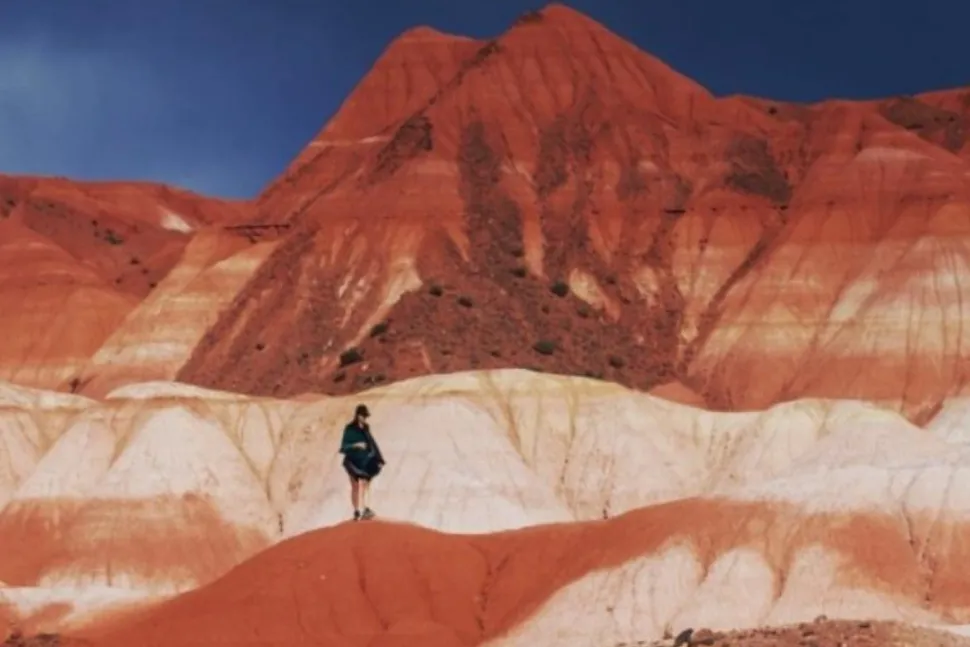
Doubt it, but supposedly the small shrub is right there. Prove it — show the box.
[339,347,363,367]
[332,371,346,383]
[608,355,625,369]
[104,229,124,245]
[549,281,569,297]
[255,343,265,351]
[532,339,556,355]
[369,321,389,337]
[457,295,473,308]
[429,284,444,297]
[511,266,527,278]
[576,305,591,318]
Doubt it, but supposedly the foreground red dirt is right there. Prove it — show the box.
[56,499,970,647]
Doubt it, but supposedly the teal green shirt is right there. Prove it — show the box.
[339,420,384,474]
[340,422,370,461]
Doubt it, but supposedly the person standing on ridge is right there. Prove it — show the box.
[339,403,385,521]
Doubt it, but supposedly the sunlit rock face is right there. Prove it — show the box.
[4,4,970,646]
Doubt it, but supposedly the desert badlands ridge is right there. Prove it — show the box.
[3,1,970,645]
[5,371,970,647]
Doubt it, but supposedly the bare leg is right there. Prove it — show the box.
[360,479,370,511]
[349,475,361,512]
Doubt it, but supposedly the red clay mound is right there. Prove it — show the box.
[79,499,970,647]
[0,175,250,300]
[0,175,253,389]
[171,4,970,421]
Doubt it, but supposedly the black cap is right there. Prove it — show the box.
[355,403,370,418]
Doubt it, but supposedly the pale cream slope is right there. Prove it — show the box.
[493,424,970,647]
[0,369,968,638]
[69,233,278,397]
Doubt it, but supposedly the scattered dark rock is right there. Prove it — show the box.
[370,115,434,181]
[689,628,718,646]
[672,628,693,647]
[549,280,569,297]
[532,339,557,355]
[338,347,363,367]
[2,631,62,646]
[879,96,965,152]
[724,135,792,204]
[103,229,125,245]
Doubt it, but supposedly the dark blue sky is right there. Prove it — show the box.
[0,0,966,199]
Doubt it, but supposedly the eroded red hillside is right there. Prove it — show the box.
[173,4,970,421]
[0,175,250,298]
[75,500,970,647]
[0,175,251,388]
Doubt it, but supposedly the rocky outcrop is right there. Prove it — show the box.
[2,7,969,421]
[165,5,970,421]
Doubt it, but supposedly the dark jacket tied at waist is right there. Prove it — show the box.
[339,421,384,478]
